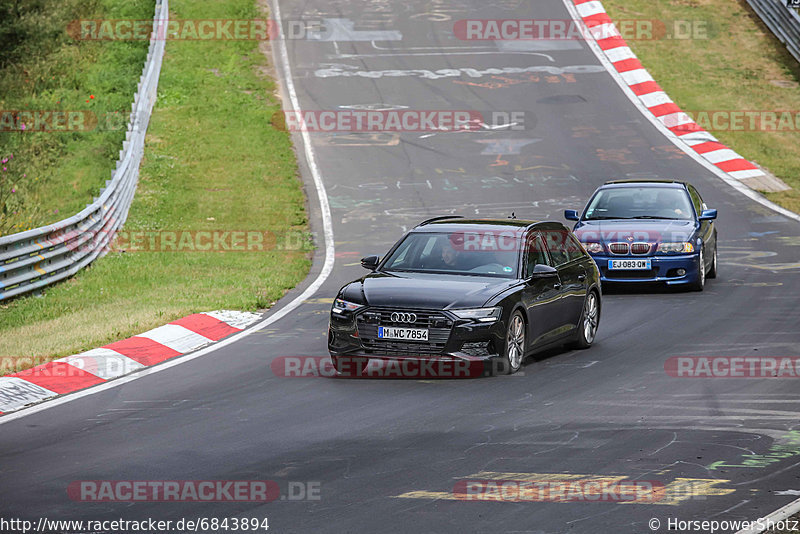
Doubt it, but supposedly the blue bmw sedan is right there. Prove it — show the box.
[565,180,718,291]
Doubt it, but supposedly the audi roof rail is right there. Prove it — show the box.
[603,179,683,185]
[417,215,464,226]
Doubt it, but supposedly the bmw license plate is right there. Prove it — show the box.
[608,259,651,270]
[378,326,429,341]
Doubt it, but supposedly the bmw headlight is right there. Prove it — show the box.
[658,242,695,254]
[582,242,603,254]
[331,298,363,315]
[451,307,502,322]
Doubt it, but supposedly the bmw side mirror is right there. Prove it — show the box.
[361,255,380,270]
[530,264,558,278]
[564,209,580,221]
[699,209,717,221]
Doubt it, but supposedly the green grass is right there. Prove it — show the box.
[0,0,154,235]
[0,0,310,371]
[601,0,800,214]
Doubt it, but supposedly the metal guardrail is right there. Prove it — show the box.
[745,0,800,64]
[0,0,168,301]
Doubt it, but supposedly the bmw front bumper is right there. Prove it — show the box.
[590,253,701,285]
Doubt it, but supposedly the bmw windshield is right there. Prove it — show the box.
[381,231,521,278]
[584,187,695,221]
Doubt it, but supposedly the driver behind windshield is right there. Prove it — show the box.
[441,237,462,268]
[585,187,694,220]
[437,233,511,272]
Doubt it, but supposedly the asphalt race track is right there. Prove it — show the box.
[2,1,800,533]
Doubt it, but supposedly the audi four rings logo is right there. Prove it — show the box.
[391,312,417,323]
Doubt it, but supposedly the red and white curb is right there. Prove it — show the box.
[0,310,260,415]
[573,0,765,181]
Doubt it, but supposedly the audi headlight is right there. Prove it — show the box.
[658,242,695,254]
[582,242,603,254]
[450,307,502,322]
[331,298,363,315]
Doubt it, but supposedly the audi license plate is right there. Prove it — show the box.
[608,259,651,270]
[378,326,429,341]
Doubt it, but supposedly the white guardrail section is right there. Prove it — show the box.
[746,0,800,64]
[0,0,168,301]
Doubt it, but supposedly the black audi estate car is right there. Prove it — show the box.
[328,217,602,376]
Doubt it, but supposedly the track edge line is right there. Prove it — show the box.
[735,496,800,534]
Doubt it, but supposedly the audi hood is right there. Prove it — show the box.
[338,272,517,310]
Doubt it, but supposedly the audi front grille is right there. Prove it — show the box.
[355,308,453,356]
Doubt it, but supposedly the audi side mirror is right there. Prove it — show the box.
[564,209,580,221]
[361,255,380,270]
[699,209,717,221]
[530,264,558,278]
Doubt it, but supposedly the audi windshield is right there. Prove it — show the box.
[381,231,521,278]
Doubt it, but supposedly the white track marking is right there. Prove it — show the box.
[307,18,401,42]
[619,68,654,85]
[735,495,800,534]
[603,46,636,63]
[589,23,621,40]
[729,169,768,180]
[55,349,144,380]
[701,149,744,164]
[136,324,214,353]
[658,112,694,128]
[576,0,605,17]
[0,0,335,425]
[638,91,673,108]
[205,310,261,330]
[680,131,720,144]
[0,378,57,413]
[370,41,490,51]
[331,51,557,60]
